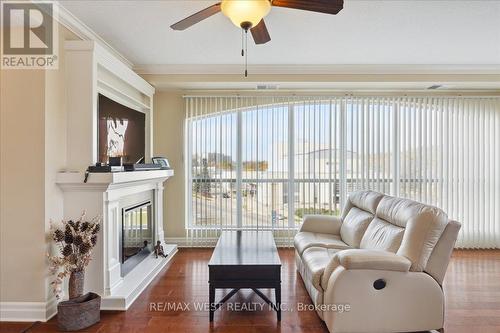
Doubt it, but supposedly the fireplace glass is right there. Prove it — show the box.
[121,201,154,276]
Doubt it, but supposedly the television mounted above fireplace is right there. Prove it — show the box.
[98,94,146,165]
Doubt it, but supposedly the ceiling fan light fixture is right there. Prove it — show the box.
[221,0,271,29]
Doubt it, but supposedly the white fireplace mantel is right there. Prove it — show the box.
[57,170,173,189]
[56,169,176,310]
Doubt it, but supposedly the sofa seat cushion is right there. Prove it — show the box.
[294,231,351,256]
[302,246,341,291]
[296,251,325,320]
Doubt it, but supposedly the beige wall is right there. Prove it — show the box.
[0,68,47,302]
[153,91,186,238]
[0,25,79,303]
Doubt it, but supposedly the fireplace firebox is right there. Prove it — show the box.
[120,201,154,276]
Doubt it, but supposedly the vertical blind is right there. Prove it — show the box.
[184,96,500,248]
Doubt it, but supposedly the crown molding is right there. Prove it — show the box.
[134,64,500,75]
[54,1,134,69]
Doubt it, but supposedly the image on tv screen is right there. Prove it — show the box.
[98,94,145,164]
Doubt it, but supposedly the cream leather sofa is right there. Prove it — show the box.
[294,190,461,333]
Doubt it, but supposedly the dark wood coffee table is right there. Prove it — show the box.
[208,231,281,322]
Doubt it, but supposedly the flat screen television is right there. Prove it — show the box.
[98,94,145,164]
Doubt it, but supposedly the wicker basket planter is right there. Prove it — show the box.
[57,292,101,331]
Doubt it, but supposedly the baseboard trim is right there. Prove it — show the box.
[0,297,57,322]
[165,237,294,248]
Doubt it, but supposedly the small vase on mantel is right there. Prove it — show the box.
[68,270,84,299]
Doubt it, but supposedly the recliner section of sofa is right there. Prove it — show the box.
[294,190,461,333]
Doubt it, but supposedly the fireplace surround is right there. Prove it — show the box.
[57,170,176,310]
[53,40,177,311]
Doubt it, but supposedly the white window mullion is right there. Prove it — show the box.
[218,98,223,236]
[256,98,260,231]
[438,98,445,211]
[393,98,400,196]
[422,97,428,202]
[333,98,338,211]
[328,99,333,212]
[184,98,192,244]
[478,99,485,246]
[487,98,493,247]
[444,98,451,221]
[417,97,423,202]
[196,98,201,243]
[273,98,278,231]
[288,100,295,229]
[361,97,365,190]
[432,97,437,204]
[474,99,481,246]
[367,97,372,190]
[307,99,311,214]
[312,98,317,210]
[339,96,347,208]
[223,97,228,232]
[195,97,200,243]
[302,99,306,216]
[495,98,500,247]
[236,103,243,229]
[375,98,381,192]
[203,97,208,245]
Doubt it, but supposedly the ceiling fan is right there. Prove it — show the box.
[171,0,344,76]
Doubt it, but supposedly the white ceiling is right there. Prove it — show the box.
[60,0,500,67]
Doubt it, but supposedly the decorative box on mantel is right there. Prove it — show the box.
[56,170,176,310]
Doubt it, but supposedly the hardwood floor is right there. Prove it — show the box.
[1,249,499,333]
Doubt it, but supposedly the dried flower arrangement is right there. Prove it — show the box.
[48,212,101,299]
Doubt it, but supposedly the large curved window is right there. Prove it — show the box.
[185,96,500,248]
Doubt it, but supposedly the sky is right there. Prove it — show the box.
[190,100,397,171]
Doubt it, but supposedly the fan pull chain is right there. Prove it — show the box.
[241,28,244,57]
[241,27,249,77]
[244,29,248,77]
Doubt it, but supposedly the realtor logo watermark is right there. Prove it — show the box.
[149,301,352,314]
[1,1,58,69]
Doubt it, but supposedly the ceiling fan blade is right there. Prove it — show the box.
[272,0,343,15]
[251,20,271,45]
[170,3,221,30]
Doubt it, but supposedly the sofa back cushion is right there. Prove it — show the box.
[375,196,448,272]
[340,191,385,248]
[340,207,373,248]
[341,190,384,219]
[340,191,449,272]
[359,218,405,252]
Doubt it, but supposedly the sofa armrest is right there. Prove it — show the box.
[322,268,444,332]
[299,215,342,235]
[336,249,412,271]
[321,249,411,289]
